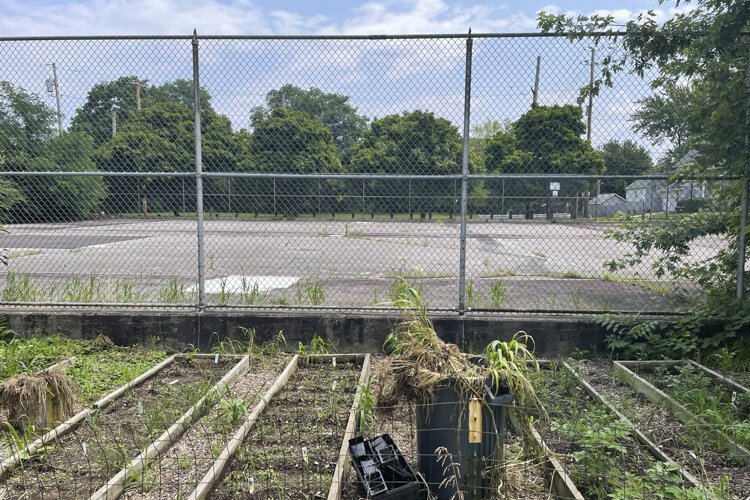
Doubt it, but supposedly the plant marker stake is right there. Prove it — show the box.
[468,397,482,497]
[732,391,738,404]
[82,442,88,456]
[332,380,337,391]
[214,353,219,364]
[137,401,144,416]
[302,446,309,463]
[169,379,179,386]
[247,476,255,494]
[332,357,336,368]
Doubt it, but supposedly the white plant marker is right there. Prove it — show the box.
[332,380,337,391]
[82,442,88,456]
[247,476,255,494]
[732,391,738,404]
[169,379,179,386]
[214,353,219,364]
[137,401,144,416]
[301,446,309,463]
[332,357,336,368]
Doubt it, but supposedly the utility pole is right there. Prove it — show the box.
[49,63,63,134]
[586,47,595,142]
[532,55,541,105]
[130,80,143,111]
[111,98,120,137]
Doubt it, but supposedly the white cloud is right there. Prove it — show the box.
[0,0,698,37]
[0,0,270,36]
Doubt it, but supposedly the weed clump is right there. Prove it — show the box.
[380,278,541,411]
[0,370,78,430]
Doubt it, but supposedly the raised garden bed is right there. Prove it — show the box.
[0,341,166,464]
[574,359,750,498]
[120,354,290,499]
[614,360,750,463]
[531,361,711,499]
[0,354,238,498]
[206,354,369,499]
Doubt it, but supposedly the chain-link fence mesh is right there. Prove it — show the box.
[0,34,743,312]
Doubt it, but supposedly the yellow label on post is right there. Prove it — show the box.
[468,397,482,444]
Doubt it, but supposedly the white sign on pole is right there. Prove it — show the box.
[549,182,560,191]
[552,190,559,197]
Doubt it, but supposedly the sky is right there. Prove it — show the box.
[0,0,682,37]
[0,0,682,160]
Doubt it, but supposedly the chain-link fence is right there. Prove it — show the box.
[0,33,745,313]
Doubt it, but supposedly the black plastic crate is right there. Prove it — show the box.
[349,433,429,499]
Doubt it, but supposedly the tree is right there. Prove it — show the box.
[632,82,692,151]
[249,108,341,214]
[94,100,238,213]
[0,81,105,222]
[599,140,653,196]
[350,110,462,214]
[538,0,750,357]
[150,79,212,112]
[485,104,605,217]
[71,77,214,147]
[71,76,145,146]
[251,85,367,164]
[11,133,107,222]
[0,81,56,158]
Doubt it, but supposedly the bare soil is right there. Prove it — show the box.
[121,355,287,499]
[574,359,750,499]
[0,357,234,499]
[533,362,695,498]
[210,360,360,499]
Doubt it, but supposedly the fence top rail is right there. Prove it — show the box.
[0,31,630,42]
[0,171,740,181]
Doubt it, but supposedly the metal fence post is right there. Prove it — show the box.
[192,30,206,309]
[739,179,748,300]
[458,31,473,315]
[738,40,750,301]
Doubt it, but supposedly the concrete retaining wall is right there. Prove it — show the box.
[0,307,614,356]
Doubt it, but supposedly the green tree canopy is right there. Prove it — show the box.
[249,108,341,214]
[71,76,145,146]
[251,108,341,174]
[350,110,462,214]
[0,81,56,159]
[351,110,461,175]
[11,133,107,222]
[484,104,604,216]
[94,99,237,213]
[599,139,653,195]
[632,82,692,151]
[252,85,367,163]
[538,0,750,333]
[0,81,105,222]
[71,77,214,147]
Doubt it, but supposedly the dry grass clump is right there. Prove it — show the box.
[380,279,542,411]
[0,371,78,430]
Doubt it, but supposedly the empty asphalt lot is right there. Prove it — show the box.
[0,217,723,311]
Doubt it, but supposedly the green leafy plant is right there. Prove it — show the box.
[382,277,541,412]
[309,334,334,355]
[466,281,480,308]
[304,282,325,305]
[159,278,188,304]
[488,280,507,307]
[356,374,378,430]
[240,278,261,305]
[218,397,249,425]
